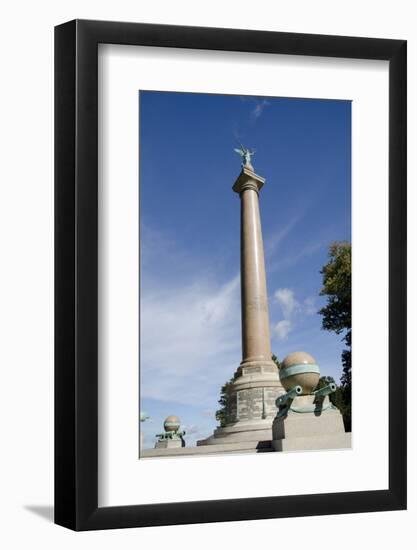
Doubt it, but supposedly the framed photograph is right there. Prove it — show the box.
[55,20,406,530]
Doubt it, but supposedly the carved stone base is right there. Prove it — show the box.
[141,439,273,458]
[272,433,351,452]
[197,418,274,447]
[224,360,284,423]
[197,360,284,447]
[154,438,183,449]
[271,394,351,451]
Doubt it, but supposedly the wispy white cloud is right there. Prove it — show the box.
[183,424,201,435]
[251,99,270,120]
[269,241,324,274]
[238,96,271,123]
[303,296,317,315]
[141,223,198,280]
[201,408,216,418]
[265,216,301,257]
[183,424,213,446]
[272,287,297,340]
[274,288,299,318]
[272,288,318,342]
[141,227,241,407]
[274,319,292,341]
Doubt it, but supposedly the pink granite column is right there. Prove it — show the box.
[233,166,272,367]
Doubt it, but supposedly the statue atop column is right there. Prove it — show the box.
[234,143,256,170]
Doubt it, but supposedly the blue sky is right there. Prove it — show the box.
[139,91,351,449]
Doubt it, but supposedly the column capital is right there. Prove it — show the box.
[232,166,266,195]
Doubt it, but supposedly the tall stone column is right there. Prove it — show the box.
[198,157,284,449]
[234,166,273,367]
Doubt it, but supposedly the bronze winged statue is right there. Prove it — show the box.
[234,143,256,168]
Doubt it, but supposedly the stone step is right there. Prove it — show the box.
[140,439,274,458]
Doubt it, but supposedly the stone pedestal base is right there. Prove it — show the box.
[141,439,273,458]
[197,360,285,448]
[154,438,183,449]
[272,394,351,452]
[197,418,274,448]
[272,433,351,451]
[197,359,284,448]
[142,395,351,457]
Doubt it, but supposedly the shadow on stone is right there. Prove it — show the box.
[255,440,273,452]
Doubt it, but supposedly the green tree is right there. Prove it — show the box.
[319,241,352,431]
[215,378,234,428]
[271,353,282,369]
[316,375,343,408]
[316,375,336,390]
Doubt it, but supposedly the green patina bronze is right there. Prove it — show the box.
[313,382,337,398]
[156,420,185,441]
[234,143,256,168]
[140,411,150,422]
[279,363,320,380]
[275,385,303,408]
[275,382,338,418]
[155,430,186,441]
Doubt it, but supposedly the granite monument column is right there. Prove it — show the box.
[234,164,273,368]
[197,147,284,448]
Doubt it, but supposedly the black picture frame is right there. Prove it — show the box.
[55,19,407,531]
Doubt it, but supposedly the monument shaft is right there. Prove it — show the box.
[240,186,272,364]
[197,160,284,448]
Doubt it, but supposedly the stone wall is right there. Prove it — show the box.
[225,385,282,424]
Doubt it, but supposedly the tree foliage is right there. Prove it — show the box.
[215,378,234,428]
[316,375,335,390]
[271,353,282,369]
[319,242,352,431]
[319,242,351,333]
[316,375,345,409]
